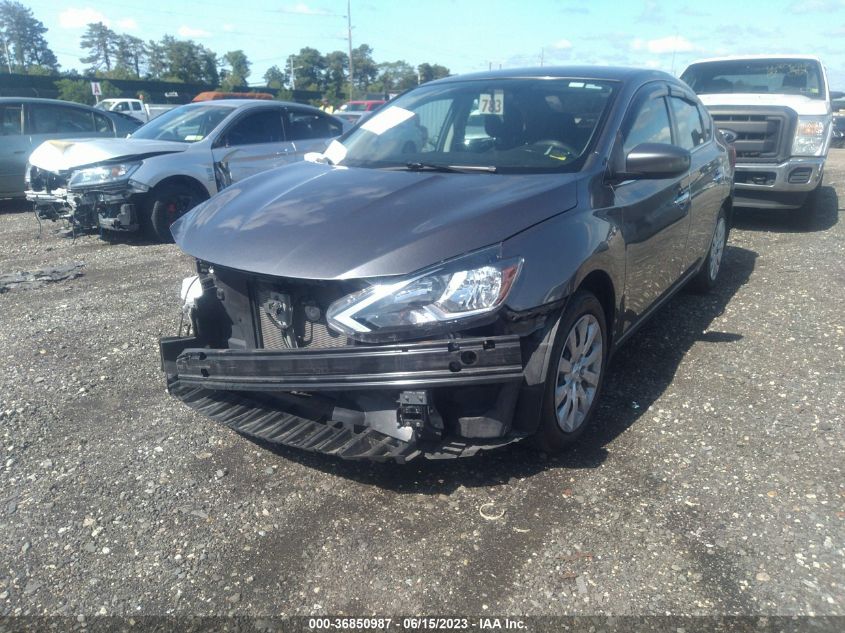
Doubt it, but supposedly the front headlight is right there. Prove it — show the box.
[792,116,829,156]
[327,246,522,342]
[68,162,141,189]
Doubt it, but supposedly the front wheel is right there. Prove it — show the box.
[533,290,608,453]
[689,209,728,294]
[144,182,206,243]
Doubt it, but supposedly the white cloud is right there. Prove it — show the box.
[632,35,695,55]
[552,39,573,50]
[117,18,138,30]
[59,7,110,29]
[284,2,329,15]
[223,24,235,32]
[177,26,211,38]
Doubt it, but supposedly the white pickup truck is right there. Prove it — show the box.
[94,98,176,123]
[681,55,841,220]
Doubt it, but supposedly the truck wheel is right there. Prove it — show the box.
[533,290,608,453]
[689,208,728,294]
[144,182,206,243]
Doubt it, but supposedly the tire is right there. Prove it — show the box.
[144,182,206,243]
[689,208,728,294]
[533,290,609,453]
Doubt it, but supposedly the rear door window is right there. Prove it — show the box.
[29,105,97,134]
[1,104,23,136]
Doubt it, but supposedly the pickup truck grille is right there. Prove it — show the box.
[708,106,797,164]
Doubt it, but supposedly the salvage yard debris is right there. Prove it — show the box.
[0,262,84,292]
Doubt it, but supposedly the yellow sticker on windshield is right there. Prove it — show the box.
[479,90,504,115]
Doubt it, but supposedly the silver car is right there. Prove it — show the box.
[0,97,141,199]
[26,100,349,242]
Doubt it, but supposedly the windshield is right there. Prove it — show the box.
[324,78,616,173]
[94,101,114,110]
[131,104,233,142]
[682,59,825,100]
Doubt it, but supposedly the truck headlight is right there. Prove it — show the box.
[792,116,829,156]
[327,246,522,342]
[68,162,141,189]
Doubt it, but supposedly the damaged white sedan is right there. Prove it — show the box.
[25,99,347,242]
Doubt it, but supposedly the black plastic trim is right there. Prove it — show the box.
[165,335,524,391]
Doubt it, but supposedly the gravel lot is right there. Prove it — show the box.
[0,152,843,621]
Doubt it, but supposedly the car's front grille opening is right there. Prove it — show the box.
[253,281,349,350]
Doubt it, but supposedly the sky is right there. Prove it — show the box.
[19,0,845,88]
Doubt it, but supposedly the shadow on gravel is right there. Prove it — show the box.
[0,199,31,214]
[254,244,758,493]
[733,184,839,233]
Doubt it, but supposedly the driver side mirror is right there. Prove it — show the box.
[622,143,690,179]
[830,90,845,100]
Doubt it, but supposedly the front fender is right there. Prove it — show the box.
[133,151,217,197]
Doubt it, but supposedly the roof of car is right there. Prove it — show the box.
[687,54,824,65]
[0,97,102,107]
[432,65,677,85]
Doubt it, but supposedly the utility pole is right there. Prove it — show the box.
[288,55,300,91]
[540,48,544,67]
[347,0,354,101]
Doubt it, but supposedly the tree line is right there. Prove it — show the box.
[0,1,450,102]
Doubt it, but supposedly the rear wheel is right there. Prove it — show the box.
[533,291,608,452]
[144,182,206,243]
[689,208,728,294]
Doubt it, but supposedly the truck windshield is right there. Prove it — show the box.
[323,77,616,173]
[131,104,232,142]
[682,59,825,100]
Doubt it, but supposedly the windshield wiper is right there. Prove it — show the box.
[405,161,497,173]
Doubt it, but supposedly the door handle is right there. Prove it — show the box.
[13,150,26,154]
[674,188,691,207]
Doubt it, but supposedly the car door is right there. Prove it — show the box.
[0,102,29,197]
[283,108,344,158]
[612,83,692,331]
[667,92,725,273]
[210,107,291,187]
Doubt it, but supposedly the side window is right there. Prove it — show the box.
[30,105,96,134]
[224,110,283,146]
[284,110,342,140]
[131,102,142,111]
[1,104,23,136]
[114,102,129,112]
[623,96,672,155]
[93,112,113,134]
[669,97,705,151]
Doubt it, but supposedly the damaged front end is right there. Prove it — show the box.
[27,162,150,234]
[161,257,540,462]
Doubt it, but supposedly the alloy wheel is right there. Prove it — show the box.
[709,217,726,281]
[555,314,603,433]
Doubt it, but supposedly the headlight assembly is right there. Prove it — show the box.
[792,116,829,157]
[68,162,142,189]
[327,246,522,342]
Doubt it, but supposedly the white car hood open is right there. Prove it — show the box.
[698,93,829,116]
[28,138,190,173]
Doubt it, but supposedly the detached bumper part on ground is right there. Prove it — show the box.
[161,335,527,462]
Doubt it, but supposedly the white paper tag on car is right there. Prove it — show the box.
[361,106,415,135]
[479,90,504,115]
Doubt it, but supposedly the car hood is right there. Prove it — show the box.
[698,93,830,116]
[172,162,579,280]
[28,138,189,173]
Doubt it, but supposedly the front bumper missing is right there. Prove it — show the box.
[161,335,526,461]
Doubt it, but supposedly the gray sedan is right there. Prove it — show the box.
[0,97,141,199]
